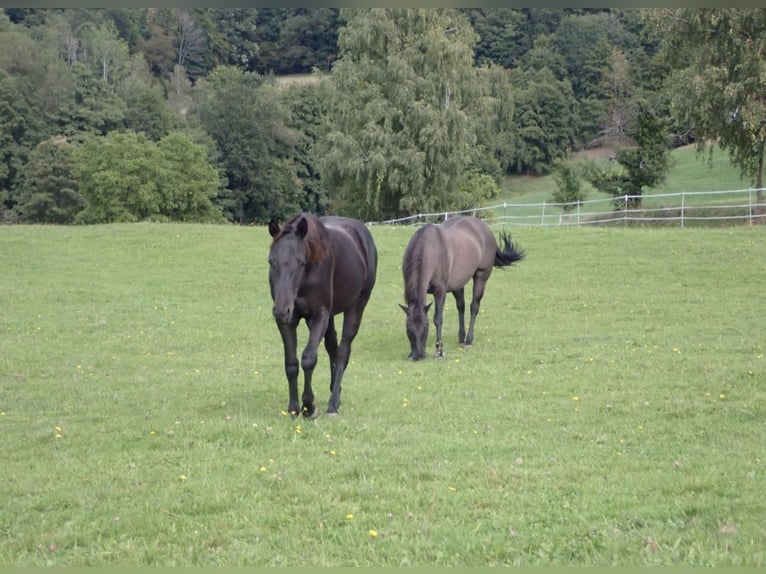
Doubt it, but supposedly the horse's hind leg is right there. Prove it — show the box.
[465,274,490,347]
[453,288,467,345]
[324,318,338,395]
[326,298,370,415]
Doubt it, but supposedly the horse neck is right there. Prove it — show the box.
[404,230,432,306]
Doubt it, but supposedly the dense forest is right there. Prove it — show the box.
[1,8,764,224]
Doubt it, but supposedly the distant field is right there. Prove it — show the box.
[503,144,749,205]
[1,222,764,565]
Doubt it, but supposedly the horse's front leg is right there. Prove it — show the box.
[276,322,300,416]
[300,310,330,418]
[432,290,447,359]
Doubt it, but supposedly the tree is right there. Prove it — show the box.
[652,8,766,201]
[464,8,528,68]
[473,62,515,177]
[0,20,60,210]
[193,65,303,223]
[14,136,83,223]
[508,67,577,175]
[204,9,260,70]
[596,47,639,148]
[118,53,179,140]
[580,103,671,208]
[319,8,489,220]
[550,160,584,211]
[75,130,223,223]
[279,81,330,214]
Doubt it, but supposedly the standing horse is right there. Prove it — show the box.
[268,213,377,417]
[400,216,524,360]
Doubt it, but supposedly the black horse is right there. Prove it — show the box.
[268,213,378,416]
[400,216,524,360]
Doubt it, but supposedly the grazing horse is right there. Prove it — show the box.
[268,213,377,417]
[400,216,524,360]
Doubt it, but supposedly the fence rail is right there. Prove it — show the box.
[372,188,766,228]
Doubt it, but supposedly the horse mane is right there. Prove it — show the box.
[276,213,331,264]
[402,225,432,306]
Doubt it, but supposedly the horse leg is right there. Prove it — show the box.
[300,311,330,418]
[453,288,467,345]
[465,274,490,347]
[432,290,447,359]
[326,300,369,415]
[276,322,300,417]
[324,317,338,395]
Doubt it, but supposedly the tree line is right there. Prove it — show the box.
[1,8,763,224]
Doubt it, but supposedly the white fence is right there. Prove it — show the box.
[373,188,766,228]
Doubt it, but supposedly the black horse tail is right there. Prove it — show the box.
[494,230,526,267]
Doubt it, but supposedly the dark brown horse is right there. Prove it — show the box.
[268,213,377,416]
[400,216,524,360]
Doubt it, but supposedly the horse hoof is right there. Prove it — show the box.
[301,404,318,419]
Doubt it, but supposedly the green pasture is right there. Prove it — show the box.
[1,222,764,566]
[502,144,754,219]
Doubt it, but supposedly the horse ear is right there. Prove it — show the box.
[424,302,432,314]
[399,303,409,315]
[296,216,309,238]
[268,219,280,238]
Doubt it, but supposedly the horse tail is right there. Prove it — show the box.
[494,230,526,267]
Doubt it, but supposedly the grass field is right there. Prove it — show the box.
[503,143,750,205]
[1,222,764,566]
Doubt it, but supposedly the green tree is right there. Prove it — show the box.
[279,81,330,214]
[0,22,52,211]
[581,103,670,208]
[204,9,260,70]
[553,13,612,144]
[155,131,224,222]
[319,8,488,220]
[475,63,515,177]
[75,130,223,223]
[597,46,639,148]
[652,8,766,201]
[193,65,302,223]
[550,160,584,211]
[465,8,528,68]
[509,67,577,175]
[15,136,83,223]
[118,54,179,140]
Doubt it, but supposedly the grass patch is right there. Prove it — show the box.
[1,222,764,565]
[503,143,749,205]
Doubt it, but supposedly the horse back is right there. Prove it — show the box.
[321,216,378,314]
[440,217,496,285]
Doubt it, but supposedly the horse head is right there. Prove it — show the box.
[400,301,432,360]
[268,216,310,324]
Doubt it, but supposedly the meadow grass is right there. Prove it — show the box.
[503,143,749,207]
[1,222,764,566]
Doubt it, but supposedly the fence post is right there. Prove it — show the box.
[541,202,546,226]
[681,192,685,228]
[624,195,628,225]
[749,188,753,225]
